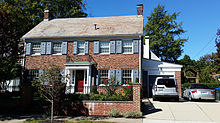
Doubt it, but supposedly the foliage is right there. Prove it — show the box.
[32,65,66,122]
[108,109,142,118]
[178,53,220,83]
[144,5,187,63]
[0,3,22,86]
[2,0,87,27]
[108,109,122,117]
[123,111,143,118]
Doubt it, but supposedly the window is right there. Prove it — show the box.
[78,41,85,54]
[53,42,62,54]
[122,70,132,84]
[100,41,110,54]
[32,43,41,54]
[27,69,39,81]
[122,41,132,53]
[100,69,109,84]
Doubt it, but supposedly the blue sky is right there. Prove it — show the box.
[85,0,220,60]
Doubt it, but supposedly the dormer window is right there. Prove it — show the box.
[32,43,41,54]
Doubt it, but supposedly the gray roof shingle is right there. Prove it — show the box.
[22,15,143,39]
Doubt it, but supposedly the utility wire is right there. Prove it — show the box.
[205,46,216,55]
[193,35,217,58]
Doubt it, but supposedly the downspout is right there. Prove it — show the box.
[139,35,142,84]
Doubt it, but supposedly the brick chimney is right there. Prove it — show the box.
[137,4,143,15]
[44,10,49,21]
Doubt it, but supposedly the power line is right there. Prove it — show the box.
[205,46,216,55]
[192,35,217,58]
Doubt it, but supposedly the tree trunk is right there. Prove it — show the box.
[51,100,53,123]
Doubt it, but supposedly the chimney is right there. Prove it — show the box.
[137,4,143,15]
[44,10,49,21]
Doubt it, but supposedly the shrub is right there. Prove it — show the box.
[123,111,143,118]
[89,93,101,100]
[108,109,122,117]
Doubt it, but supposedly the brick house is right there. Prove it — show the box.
[22,5,144,94]
[22,4,182,97]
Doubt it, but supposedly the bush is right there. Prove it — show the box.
[123,111,143,118]
[108,109,122,117]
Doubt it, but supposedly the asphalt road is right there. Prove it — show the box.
[143,98,220,123]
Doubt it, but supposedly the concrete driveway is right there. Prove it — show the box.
[143,98,220,123]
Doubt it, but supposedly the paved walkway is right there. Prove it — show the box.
[143,98,220,123]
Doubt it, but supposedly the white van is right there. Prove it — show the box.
[152,77,179,101]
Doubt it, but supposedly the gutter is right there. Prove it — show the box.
[21,34,142,40]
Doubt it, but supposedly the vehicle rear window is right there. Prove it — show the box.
[190,84,209,89]
[157,79,176,87]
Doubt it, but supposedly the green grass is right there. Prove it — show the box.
[24,119,50,123]
[25,119,115,123]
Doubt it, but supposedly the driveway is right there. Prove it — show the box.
[143,98,220,123]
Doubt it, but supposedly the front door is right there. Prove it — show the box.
[75,70,84,92]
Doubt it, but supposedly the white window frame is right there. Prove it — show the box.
[52,42,62,54]
[122,41,133,54]
[122,69,132,84]
[32,43,41,55]
[100,69,109,85]
[78,41,85,55]
[100,41,110,54]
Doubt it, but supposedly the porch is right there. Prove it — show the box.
[64,62,93,94]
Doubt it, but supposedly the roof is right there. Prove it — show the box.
[22,15,143,39]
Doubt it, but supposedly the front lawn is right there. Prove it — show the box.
[25,119,115,123]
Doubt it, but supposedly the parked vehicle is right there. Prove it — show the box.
[152,77,179,101]
[183,84,215,101]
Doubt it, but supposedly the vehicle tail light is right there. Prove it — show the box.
[191,90,197,93]
[154,85,157,91]
[211,91,215,94]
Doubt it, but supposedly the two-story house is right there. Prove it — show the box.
[22,4,183,97]
[22,5,144,94]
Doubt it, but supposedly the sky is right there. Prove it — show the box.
[85,0,220,61]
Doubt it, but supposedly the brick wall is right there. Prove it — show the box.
[175,71,182,97]
[25,55,66,70]
[82,84,141,116]
[25,41,139,70]
[67,42,139,69]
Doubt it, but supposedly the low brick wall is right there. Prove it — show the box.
[82,84,141,116]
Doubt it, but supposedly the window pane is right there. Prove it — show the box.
[100,41,110,53]
[53,42,62,54]
[27,69,39,81]
[78,42,85,54]
[32,43,41,54]
[122,70,132,84]
[100,69,109,84]
[122,41,132,53]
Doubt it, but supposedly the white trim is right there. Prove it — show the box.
[65,65,91,94]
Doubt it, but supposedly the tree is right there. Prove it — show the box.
[0,3,22,89]
[144,5,187,63]
[32,66,66,122]
[0,0,87,87]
